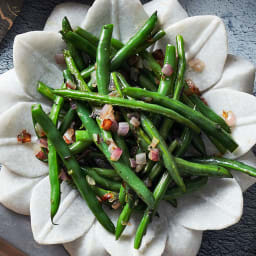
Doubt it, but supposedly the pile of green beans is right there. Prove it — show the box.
[31,14,256,250]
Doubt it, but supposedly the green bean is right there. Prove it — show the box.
[158,44,177,97]
[63,31,97,59]
[64,50,90,91]
[75,130,90,142]
[175,157,232,177]
[48,84,65,221]
[96,24,113,95]
[141,114,185,191]
[149,139,179,182]
[76,102,155,208]
[135,30,166,53]
[119,185,126,205]
[122,87,238,152]
[91,186,118,201]
[31,104,115,234]
[61,17,85,70]
[111,72,123,96]
[81,167,121,192]
[69,141,92,155]
[173,35,186,100]
[138,72,157,91]
[37,81,55,101]
[134,171,170,249]
[140,51,162,79]
[116,203,133,240]
[92,168,119,179]
[81,65,96,79]
[163,177,208,201]
[187,88,231,133]
[59,108,76,135]
[158,44,177,138]
[208,136,227,155]
[53,89,200,133]
[75,26,124,50]
[175,127,193,157]
[111,12,158,70]
[191,133,206,155]
[188,156,256,177]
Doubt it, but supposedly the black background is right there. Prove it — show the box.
[0,0,256,255]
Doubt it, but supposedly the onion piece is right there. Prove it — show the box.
[66,81,77,90]
[148,137,159,150]
[63,128,75,144]
[188,58,205,72]
[39,138,48,148]
[117,122,129,136]
[222,110,236,127]
[55,53,65,65]
[130,116,140,128]
[185,79,201,96]
[101,119,113,131]
[129,158,136,168]
[162,64,173,76]
[110,148,123,161]
[149,148,160,162]
[35,150,47,161]
[17,130,31,143]
[100,104,115,121]
[136,153,146,165]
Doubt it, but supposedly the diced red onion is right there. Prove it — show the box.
[17,130,31,143]
[148,148,160,162]
[129,158,137,168]
[39,138,48,148]
[112,201,121,210]
[162,64,173,76]
[63,128,75,144]
[66,81,76,90]
[148,137,159,149]
[117,122,129,136]
[108,140,117,153]
[188,58,205,72]
[100,104,115,121]
[130,116,140,128]
[223,110,236,127]
[55,53,65,65]
[136,153,146,165]
[185,79,201,96]
[35,150,47,161]
[101,193,114,202]
[110,147,123,161]
[101,119,113,131]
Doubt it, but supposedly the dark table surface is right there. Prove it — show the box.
[0,0,256,255]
